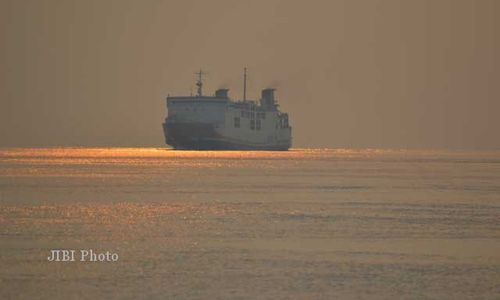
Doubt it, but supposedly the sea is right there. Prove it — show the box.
[1,148,499,299]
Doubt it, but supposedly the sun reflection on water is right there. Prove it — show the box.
[0,147,499,178]
[1,147,498,159]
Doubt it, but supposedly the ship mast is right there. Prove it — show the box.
[195,69,205,96]
[243,67,247,102]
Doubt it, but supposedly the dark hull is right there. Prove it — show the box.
[163,122,290,151]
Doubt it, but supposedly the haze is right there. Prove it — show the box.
[1,0,498,149]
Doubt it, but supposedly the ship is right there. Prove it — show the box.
[162,69,292,150]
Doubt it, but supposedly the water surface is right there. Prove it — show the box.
[1,148,499,299]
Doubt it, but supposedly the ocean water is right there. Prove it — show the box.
[0,148,499,299]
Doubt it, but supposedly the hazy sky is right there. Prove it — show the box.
[1,0,498,149]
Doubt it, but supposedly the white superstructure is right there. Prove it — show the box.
[162,70,292,150]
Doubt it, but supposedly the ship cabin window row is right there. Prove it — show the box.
[240,110,266,119]
[250,119,262,131]
[276,114,290,129]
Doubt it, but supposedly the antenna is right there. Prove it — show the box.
[243,67,247,101]
[195,69,206,96]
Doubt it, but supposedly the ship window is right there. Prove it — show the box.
[241,111,245,117]
[234,117,240,128]
[250,119,255,130]
[256,119,261,130]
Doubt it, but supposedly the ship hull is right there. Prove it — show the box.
[163,122,290,151]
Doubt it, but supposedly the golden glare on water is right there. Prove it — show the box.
[1,202,234,226]
[0,147,499,178]
[1,147,499,159]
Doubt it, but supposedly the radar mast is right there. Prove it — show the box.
[243,67,247,102]
[195,69,206,96]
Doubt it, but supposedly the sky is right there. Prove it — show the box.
[0,0,498,149]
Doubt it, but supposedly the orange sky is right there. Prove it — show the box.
[0,0,498,149]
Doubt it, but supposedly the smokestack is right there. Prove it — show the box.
[261,88,276,109]
[215,88,229,98]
